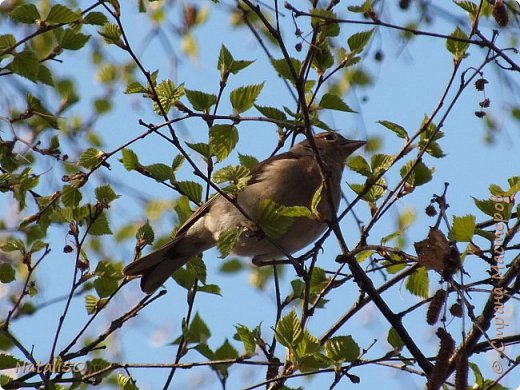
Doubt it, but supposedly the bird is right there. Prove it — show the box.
[123,132,366,293]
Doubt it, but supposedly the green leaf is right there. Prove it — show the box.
[319,93,355,112]
[125,81,147,94]
[255,105,287,122]
[349,178,386,202]
[198,284,221,295]
[46,4,80,23]
[136,220,154,243]
[310,9,340,37]
[94,277,118,298]
[0,263,15,283]
[347,155,371,176]
[446,26,469,62]
[387,327,404,352]
[213,165,250,184]
[405,267,429,298]
[455,1,478,17]
[99,23,122,45]
[238,154,259,169]
[154,80,185,113]
[95,185,118,204]
[270,58,301,83]
[311,41,334,75]
[175,181,203,204]
[186,142,211,160]
[378,120,408,139]
[219,258,244,273]
[257,199,294,239]
[184,312,211,344]
[275,309,303,348]
[89,213,112,236]
[216,226,243,258]
[311,182,324,216]
[62,185,82,207]
[85,294,99,315]
[324,335,360,363]
[0,354,24,370]
[9,4,41,24]
[145,163,173,182]
[215,338,239,361]
[84,11,109,25]
[185,89,217,112]
[230,83,264,114]
[217,44,233,72]
[400,160,433,187]
[121,149,139,170]
[234,324,256,354]
[209,124,239,162]
[278,205,312,218]
[171,155,185,178]
[7,50,40,82]
[79,148,102,169]
[347,29,374,52]
[117,373,139,390]
[449,215,476,242]
[0,34,16,54]
[217,45,253,78]
[55,28,90,50]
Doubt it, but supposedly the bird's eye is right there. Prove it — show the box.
[324,133,337,141]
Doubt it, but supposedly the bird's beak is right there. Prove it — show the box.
[341,139,366,153]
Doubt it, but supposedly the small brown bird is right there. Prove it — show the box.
[124,132,366,293]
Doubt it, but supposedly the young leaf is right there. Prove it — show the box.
[234,324,256,355]
[217,226,242,257]
[121,149,139,170]
[95,185,118,204]
[324,335,360,363]
[212,165,250,184]
[387,327,404,352]
[446,26,469,62]
[378,120,408,139]
[185,89,217,112]
[400,160,433,187]
[9,4,41,24]
[154,80,185,113]
[7,50,40,82]
[62,185,82,207]
[79,148,103,169]
[175,181,203,204]
[98,23,122,45]
[319,93,355,112]
[348,29,374,52]
[255,105,287,122]
[275,309,303,348]
[84,11,109,25]
[311,182,324,215]
[0,263,16,283]
[238,154,259,169]
[257,199,294,238]
[230,83,264,114]
[347,155,371,177]
[145,163,173,182]
[89,213,112,236]
[270,58,302,83]
[449,215,476,242]
[136,220,155,243]
[46,4,80,23]
[405,266,429,298]
[209,124,239,162]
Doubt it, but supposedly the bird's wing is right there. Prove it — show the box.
[247,151,300,185]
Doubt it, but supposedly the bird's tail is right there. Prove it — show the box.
[123,237,192,294]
